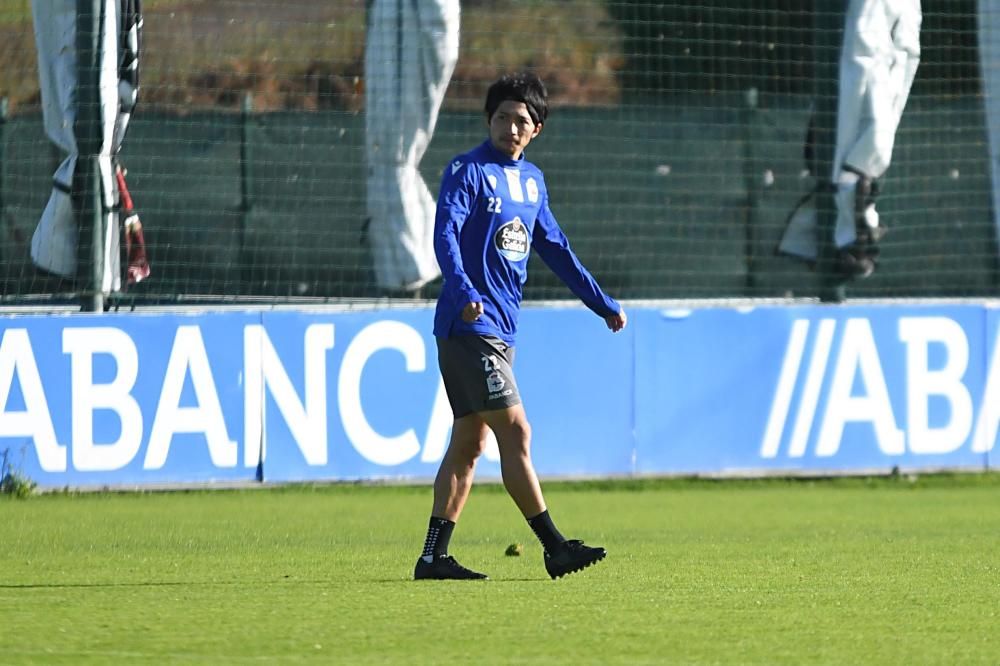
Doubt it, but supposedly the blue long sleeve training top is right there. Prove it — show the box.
[433,139,621,345]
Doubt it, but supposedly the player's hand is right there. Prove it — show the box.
[605,309,627,332]
[462,302,484,322]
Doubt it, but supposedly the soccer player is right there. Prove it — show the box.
[414,72,627,581]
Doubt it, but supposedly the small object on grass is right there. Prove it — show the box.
[505,543,524,557]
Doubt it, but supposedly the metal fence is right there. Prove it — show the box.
[0,0,995,307]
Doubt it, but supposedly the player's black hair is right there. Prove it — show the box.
[484,72,549,126]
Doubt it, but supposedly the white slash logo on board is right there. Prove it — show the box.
[759,317,1000,459]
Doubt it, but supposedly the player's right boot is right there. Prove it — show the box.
[413,554,489,580]
[544,539,607,579]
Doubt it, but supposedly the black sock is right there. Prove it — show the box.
[421,517,455,560]
[527,510,566,553]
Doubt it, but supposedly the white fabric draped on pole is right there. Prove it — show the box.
[780,0,921,260]
[364,0,460,293]
[31,0,140,292]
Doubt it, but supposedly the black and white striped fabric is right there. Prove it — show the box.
[30,0,144,292]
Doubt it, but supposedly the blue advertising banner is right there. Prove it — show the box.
[1,302,997,489]
[984,304,1000,470]
[0,311,259,487]
[516,307,634,477]
[258,309,446,482]
[258,307,633,482]
[635,304,991,476]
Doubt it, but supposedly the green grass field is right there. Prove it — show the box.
[3,475,999,664]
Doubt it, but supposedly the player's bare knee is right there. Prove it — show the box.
[449,433,487,465]
[468,436,489,460]
[497,422,532,458]
[515,420,532,446]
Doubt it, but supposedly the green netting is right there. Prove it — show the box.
[748,97,998,298]
[0,116,51,292]
[0,0,996,304]
[520,105,749,300]
[242,111,370,298]
[2,98,996,301]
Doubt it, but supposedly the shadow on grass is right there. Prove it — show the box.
[1,581,204,590]
[0,578,333,590]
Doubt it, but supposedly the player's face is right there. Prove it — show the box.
[488,100,542,159]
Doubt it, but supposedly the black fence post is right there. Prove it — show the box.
[0,97,6,243]
[813,5,847,303]
[742,86,759,296]
[76,0,105,312]
[239,92,253,293]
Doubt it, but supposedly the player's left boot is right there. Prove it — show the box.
[544,539,606,579]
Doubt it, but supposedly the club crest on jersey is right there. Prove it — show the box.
[494,217,529,261]
[487,174,498,190]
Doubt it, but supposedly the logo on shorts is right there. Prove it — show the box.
[486,372,506,393]
[482,353,507,395]
[494,217,529,262]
